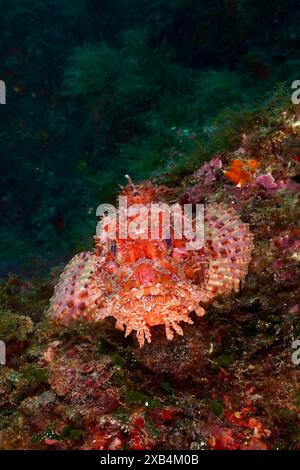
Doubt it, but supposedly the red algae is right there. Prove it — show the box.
[224,159,260,187]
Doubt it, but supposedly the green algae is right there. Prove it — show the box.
[0,308,33,342]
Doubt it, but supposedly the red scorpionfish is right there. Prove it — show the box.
[48,181,253,347]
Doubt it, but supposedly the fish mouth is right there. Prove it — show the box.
[106,281,205,327]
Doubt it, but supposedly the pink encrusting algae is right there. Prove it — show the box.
[48,182,254,347]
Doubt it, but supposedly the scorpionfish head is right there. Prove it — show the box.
[48,181,254,347]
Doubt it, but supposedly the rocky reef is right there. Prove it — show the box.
[0,108,299,450]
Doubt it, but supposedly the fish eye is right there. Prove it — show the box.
[164,237,172,247]
[110,240,117,255]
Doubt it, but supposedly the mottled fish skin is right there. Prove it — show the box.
[48,182,253,347]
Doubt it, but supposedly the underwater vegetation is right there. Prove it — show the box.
[0,104,299,450]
